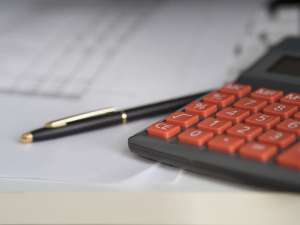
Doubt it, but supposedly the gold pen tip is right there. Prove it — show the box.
[20,133,33,144]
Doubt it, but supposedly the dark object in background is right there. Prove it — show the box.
[268,0,300,13]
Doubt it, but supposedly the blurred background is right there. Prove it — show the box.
[0,0,300,191]
[1,0,299,103]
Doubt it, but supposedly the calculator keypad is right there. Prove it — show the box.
[147,122,181,139]
[239,142,277,163]
[295,112,300,120]
[203,92,235,108]
[185,101,217,118]
[245,113,280,129]
[216,107,250,124]
[219,83,252,97]
[277,143,300,170]
[178,128,213,147]
[226,123,263,141]
[251,88,284,103]
[257,130,296,148]
[197,118,232,135]
[281,93,300,107]
[276,119,300,136]
[165,111,199,128]
[208,134,245,154]
[234,97,267,113]
[263,103,298,119]
[147,83,300,172]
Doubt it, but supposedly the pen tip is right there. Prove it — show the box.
[20,132,33,144]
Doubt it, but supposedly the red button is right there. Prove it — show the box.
[276,119,300,136]
[234,97,267,113]
[147,122,181,139]
[219,83,252,98]
[203,92,235,108]
[295,112,300,120]
[245,113,280,129]
[208,135,245,154]
[197,118,232,135]
[239,142,277,163]
[185,101,217,118]
[216,107,250,124]
[263,103,298,120]
[166,111,199,128]
[178,128,214,146]
[277,143,300,171]
[281,93,300,107]
[227,123,263,141]
[258,130,296,149]
[251,88,283,103]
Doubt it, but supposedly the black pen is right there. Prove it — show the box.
[20,90,210,143]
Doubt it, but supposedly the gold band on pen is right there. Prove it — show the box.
[45,107,116,128]
[121,112,127,124]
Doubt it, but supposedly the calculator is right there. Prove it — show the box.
[128,37,300,191]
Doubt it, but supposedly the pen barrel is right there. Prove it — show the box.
[32,112,123,141]
[29,91,209,142]
[125,92,207,121]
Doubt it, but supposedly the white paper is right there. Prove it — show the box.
[0,0,277,191]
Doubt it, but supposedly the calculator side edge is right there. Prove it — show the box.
[128,132,300,191]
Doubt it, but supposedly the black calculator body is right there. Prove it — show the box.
[128,37,300,191]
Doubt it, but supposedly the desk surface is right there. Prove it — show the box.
[0,191,299,225]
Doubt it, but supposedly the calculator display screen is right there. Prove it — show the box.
[268,56,300,76]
